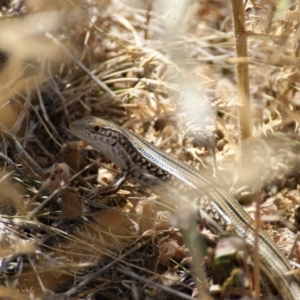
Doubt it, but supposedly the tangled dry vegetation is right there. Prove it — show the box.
[1,0,300,299]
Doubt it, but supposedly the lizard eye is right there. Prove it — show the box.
[94,126,100,132]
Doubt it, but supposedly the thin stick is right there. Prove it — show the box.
[45,32,115,98]
[231,0,252,140]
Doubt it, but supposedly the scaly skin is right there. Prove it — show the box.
[70,116,300,300]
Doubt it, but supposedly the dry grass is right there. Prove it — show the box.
[1,0,300,299]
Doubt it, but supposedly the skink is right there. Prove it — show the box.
[70,115,300,300]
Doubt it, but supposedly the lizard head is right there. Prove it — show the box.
[70,116,117,136]
[70,116,127,163]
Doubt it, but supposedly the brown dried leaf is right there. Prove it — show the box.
[41,173,60,192]
[158,240,186,266]
[91,209,125,228]
[61,187,83,219]
[41,163,70,192]
[59,140,88,172]
[136,201,155,234]
[53,163,70,185]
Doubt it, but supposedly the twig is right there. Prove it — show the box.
[0,152,28,177]
[117,265,194,300]
[231,0,252,140]
[0,124,44,177]
[44,31,115,98]
[56,240,148,299]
